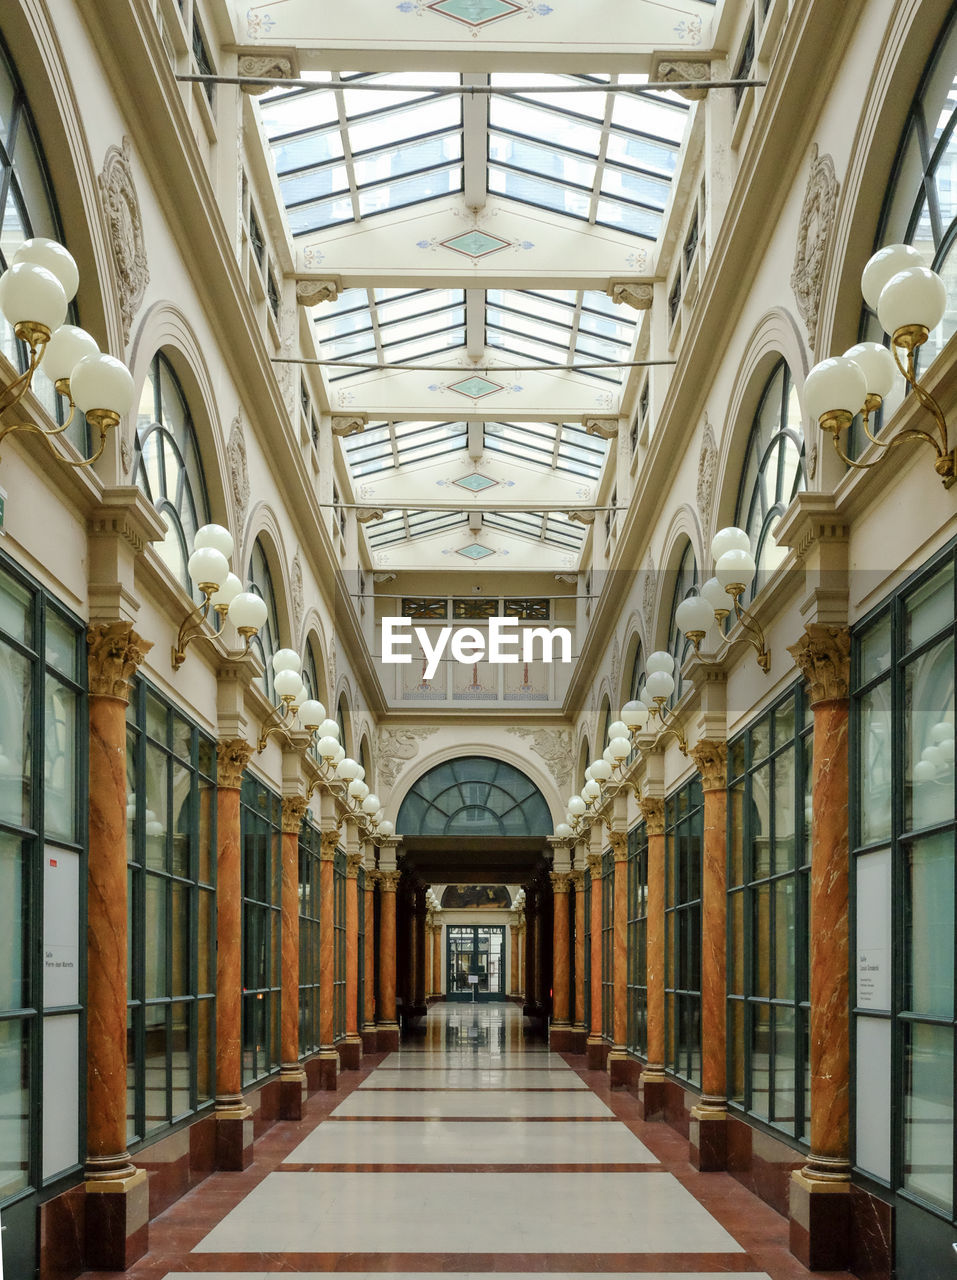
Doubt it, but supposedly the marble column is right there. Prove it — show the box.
[84,622,152,1270]
[689,741,729,1169]
[362,869,377,1052]
[509,921,519,997]
[317,829,341,1089]
[376,870,401,1049]
[339,852,364,1069]
[214,738,254,1167]
[432,921,442,998]
[585,853,605,1070]
[638,797,667,1119]
[522,891,535,1012]
[517,921,526,997]
[572,868,586,1050]
[549,872,572,1049]
[787,626,852,1270]
[607,832,632,1087]
[406,882,419,1015]
[279,795,309,1118]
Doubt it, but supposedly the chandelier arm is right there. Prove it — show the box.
[731,596,772,673]
[171,594,213,669]
[893,342,950,458]
[257,700,292,753]
[0,340,46,415]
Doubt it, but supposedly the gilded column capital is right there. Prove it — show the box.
[788,623,851,705]
[281,794,309,833]
[690,739,728,792]
[550,870,572,894]
[346,851,364,878]
[379,869,401,892]
[585,852,603,878]
[319,830,340,861]
[609,831,628,862]
[217,737,253,789]
[570,869,585,890]
[639,796,665,835]
[86,621,152,701]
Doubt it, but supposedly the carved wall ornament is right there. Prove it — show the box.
[227,413,250,529]
[550,871,573,893]
[791,144,840,352]
[87,621,153,700]
[807,442,819,481]
[296,279,340,307]
[292,550,304,632]
[654,58,711,100]
[120,436,133,476]
[217,737,253,789]
[97,137,149,344]
[696,417,717,536]
[346,851,364,877]
[641,551,657,641]
[639,796,665,835]
[238,55,295,94]
[319,830,341,860]
[506,727,572,794]
[690,738,728,791]
[788,623,851,705]
[375,726,436,788]
[583,417,619,439]
[281,794,310,833]
[331,415,368,437]
[570,868,585,890]
[608,281,654,311]
[567,510,595,525]
[378,869,402,892]
[609,831,629,861]
[585,852,603,877]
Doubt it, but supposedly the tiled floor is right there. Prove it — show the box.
[79,1002,858,1278]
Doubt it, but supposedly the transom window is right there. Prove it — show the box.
[397,756,552,837]
[134,353,212,597]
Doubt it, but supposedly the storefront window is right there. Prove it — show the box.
[626,822,648,1057]
[239,777,281,1084]
[334,846,346,1040]
[665,776,703,1085]
[298,819,322,1057]
[601,847,614,1040]
[727,685,811,1139]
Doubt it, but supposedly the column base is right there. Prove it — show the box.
[279,1067,308,1120]
[339,1035,363,1070]
[317,1048,340,1090]
[214,1103,254,1170]
[83,1167,149,1271]
[548,1022,576,1052]
[361,1023,378,1053]
[376,1021,400,1051]
[571,1024,588,1053]
[637,1068,668,1120]
[585,1035,609,1071]
[689,1103,728,1171]
[789,1167,852,1270]
[608,1047,638,1090]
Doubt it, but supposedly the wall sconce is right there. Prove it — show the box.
[171,523,267,669]
[806,243,956,487]
[0,239,135,466]
[676,527,770,672]
[301,738,395,838]
[257,649,316,751]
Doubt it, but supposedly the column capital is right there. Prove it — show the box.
[319,829,340,860]
[379,869,401,892]
[585,851,603,878]
[639,796,665,835]
[281,794,309,833]
[788,623,851,705]
[550,870,572,893]
[86,621,152,701]
[217,737,253,790]
[690,739,728,792]
[609,831,628,862]
[346,851,364,878]
[570,868,585,890]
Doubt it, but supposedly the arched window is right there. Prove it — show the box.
[852,9,957,451]
[734,360,805,593]
[396,756,552,837]
[133,354,211,597]
[0,36,86,452]
[300,640,323,762]
[627,635,645,701]
[598,698,612,758]
[247,540,280,702]
[667,541,698,702]
[336,696,349,756]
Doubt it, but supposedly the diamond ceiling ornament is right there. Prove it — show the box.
[449,375,504,399]
[427,0,523,28]
[457,543,495,559]
[441,230,512,259]
[454,472,498,492]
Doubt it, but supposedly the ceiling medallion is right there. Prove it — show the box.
[457,543,495,560]
[426,0,523,28]
[453,472,498,492]
[448,375,504,399]
[440,230,512,259]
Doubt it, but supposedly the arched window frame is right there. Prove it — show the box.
[667,541,698,703]
[300,640,323,762]
[733,359,806,598]
[133,352,212,599]
[396,756,552,837]
[247,540,281,702]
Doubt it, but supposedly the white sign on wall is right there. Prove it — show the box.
[856,848,892,1010]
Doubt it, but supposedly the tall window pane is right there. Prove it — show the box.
[240,777,281,1084]
[665,777,703,1085]
[247,540,281,703]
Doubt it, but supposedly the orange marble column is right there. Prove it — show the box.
[787,626,852,1270]
[362,871,377,1052]
[572,868,586,1047]
[689,741,729,1169]
[432,922,442,998]
[84,623,152,1270]
[518,922,525,996]
[340,852,364,1069]
[509,922,519,996]
[415,888,427,1009]
[214,738,254,1167]
[608,832,631,1086]
[377,870,400,1049]
[549,872,572,1048]
[280,795,309,1117]
[585,853,605,1069]
[317,829,341,1089]
[639,797,666,1119]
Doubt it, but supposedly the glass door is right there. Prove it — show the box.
[446,925,506,1001]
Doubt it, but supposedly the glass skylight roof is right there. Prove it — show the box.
[315,288,466,378]
[486,288,638,383]
[485,421,608,481]
[262,72,463,235]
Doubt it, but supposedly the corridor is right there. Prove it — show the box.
[80,1003,854,1280]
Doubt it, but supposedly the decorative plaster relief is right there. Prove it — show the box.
[375,727,437,788]
[98,137,149,344]
[227,413,250,529]
[507,726,572,795]
[791,144,840,352]
[292,550,304,631]
[696,416,717,536]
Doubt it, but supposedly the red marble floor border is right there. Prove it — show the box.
[277,1162,666,1173]
[356,1087,589,1092]
[322,1115,621,1123]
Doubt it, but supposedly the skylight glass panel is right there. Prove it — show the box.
[487,169,593,218]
